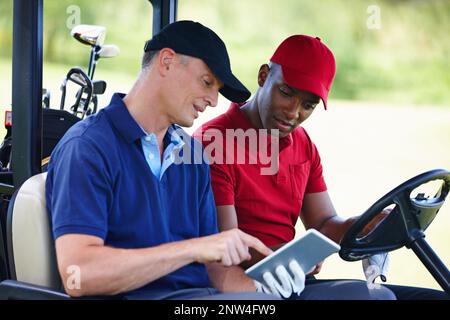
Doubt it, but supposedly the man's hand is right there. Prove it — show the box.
[192,229,273,267]
[358,208,392,237]
[307,261,323,275]
[254,260,306,299]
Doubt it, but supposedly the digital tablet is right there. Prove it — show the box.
[245,229,340,283]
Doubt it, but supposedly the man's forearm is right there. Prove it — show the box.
[318,215,357,243]
[207,262,256,292]
[58,238,199,297]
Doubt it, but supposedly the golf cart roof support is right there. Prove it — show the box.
[11,0,43,189]
[149,0,177,35]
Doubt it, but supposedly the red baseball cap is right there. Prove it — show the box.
[270,35,336,109]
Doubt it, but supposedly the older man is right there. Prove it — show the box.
[46,20,274,300]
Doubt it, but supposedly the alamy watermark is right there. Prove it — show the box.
[366,5,382,30]
[66,5,81,29]
[172,128,280,175]
[365,264,382,290]
[66,265,81,290]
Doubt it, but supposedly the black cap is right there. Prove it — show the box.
[144,20,250,103]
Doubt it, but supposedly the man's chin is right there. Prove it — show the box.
[268,128,289,138]
[176,119,194,128]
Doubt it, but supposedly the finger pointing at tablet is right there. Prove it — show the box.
[239,230,274,257]
[191,229,273,267]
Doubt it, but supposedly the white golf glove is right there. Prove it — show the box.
[362,252,390,283]
[254,260,306,299]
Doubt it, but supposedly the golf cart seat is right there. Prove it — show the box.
[0,172,69,299]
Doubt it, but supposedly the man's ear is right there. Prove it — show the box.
[258,64,270,87]
[158,48,176,75]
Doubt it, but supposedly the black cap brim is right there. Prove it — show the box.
[213,64,251,103]
[146,41,250,103]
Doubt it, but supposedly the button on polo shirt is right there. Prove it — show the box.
[194,102,327,246]
[46,93,218,297]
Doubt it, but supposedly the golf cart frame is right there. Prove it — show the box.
[0,0,177,299]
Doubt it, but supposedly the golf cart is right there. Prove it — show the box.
[0,0,448,300]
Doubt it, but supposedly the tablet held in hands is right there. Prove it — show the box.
[245,229,340,284]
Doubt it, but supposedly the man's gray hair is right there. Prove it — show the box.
[141,50,192,70]
[141,50,160,70]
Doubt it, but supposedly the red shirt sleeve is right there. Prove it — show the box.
[209,163,235,206]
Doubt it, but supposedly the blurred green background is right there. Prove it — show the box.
[1,0,449,107]
[0,0,449,292]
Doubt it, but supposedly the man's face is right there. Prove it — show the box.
[257,64,321,138]
[164,55,223,127]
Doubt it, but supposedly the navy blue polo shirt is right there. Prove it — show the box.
[46,93,218,297]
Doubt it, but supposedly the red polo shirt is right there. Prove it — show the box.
[193,103,327,246]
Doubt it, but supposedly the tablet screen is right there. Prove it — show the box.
[245,229,340,283]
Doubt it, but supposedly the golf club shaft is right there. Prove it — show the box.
[88,46,95,78]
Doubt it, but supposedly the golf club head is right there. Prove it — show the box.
[93,80,107,95]
[98,44,120,58]
[69,72,89,87]
[71,24,106,47]
[60,67,90,89]
[60,67,93,112]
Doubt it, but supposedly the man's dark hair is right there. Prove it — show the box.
[141,50,160,69]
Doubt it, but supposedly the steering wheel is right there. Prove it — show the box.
[339,169,450,293]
